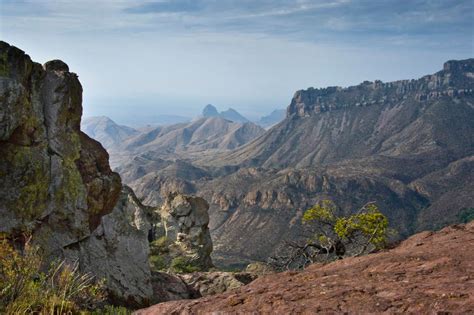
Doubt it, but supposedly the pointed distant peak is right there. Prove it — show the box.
[98,115,114,122]
[83,115,115,124]
[202,104,219,117]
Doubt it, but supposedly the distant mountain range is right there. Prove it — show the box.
[117,59,474,267]
[82,113,265,168]
[122,116,264,155]
[202,104,249,123]
[203,104,285,127]
[82,105,282,159]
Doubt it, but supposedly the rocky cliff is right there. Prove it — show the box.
[0,41,152,306]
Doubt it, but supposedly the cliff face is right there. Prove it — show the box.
[0,42,152,305]
[287,59,473,118]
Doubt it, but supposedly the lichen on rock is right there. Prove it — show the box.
[0,41,153,306]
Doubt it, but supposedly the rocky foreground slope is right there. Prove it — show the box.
[137,221,474,314]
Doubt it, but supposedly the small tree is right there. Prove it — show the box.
[269,200,390,270]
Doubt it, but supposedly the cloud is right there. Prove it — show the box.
[1,0,472,123]
[3,0,472,48]
[115,0,473,49]
[124,0,203,14]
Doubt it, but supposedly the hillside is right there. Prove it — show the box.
[81,114,264,168]
[119,59,474,267]
[81,116,139,151]
[137,222,474,314]
[257,109,286,128]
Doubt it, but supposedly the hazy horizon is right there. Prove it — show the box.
[1,0,472,125]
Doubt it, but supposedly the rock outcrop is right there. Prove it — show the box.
[0,41,152,306]
[136,222,474,314]
[179,271,257,297]
[155,193,214,271]
[64,186,153,306]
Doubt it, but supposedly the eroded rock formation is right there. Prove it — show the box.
[155,193,214,271]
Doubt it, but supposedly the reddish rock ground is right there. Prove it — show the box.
[136,222,474,314]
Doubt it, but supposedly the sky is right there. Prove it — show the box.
[1,0,473,125]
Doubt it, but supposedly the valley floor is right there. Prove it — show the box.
[136,222,474,314]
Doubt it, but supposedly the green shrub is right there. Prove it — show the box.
[150,236,170,255]
[170,257,201,274]
[149,255,167,271]
[270,200,392,270]
[458,208,474,223]
[91,305,131,315]
[0,237,106,314]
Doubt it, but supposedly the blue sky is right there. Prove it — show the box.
[1,0,473,125]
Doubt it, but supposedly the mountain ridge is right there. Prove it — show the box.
[81,115,139,151]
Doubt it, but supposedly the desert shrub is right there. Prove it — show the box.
[170,257,201,273]
[149,236,171,272]
[458,207,474,223]
[270,200,391,270]
[149,255,167,271]
[0,238,106,314]
[91,305,131,315]
[150,236,170,254]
